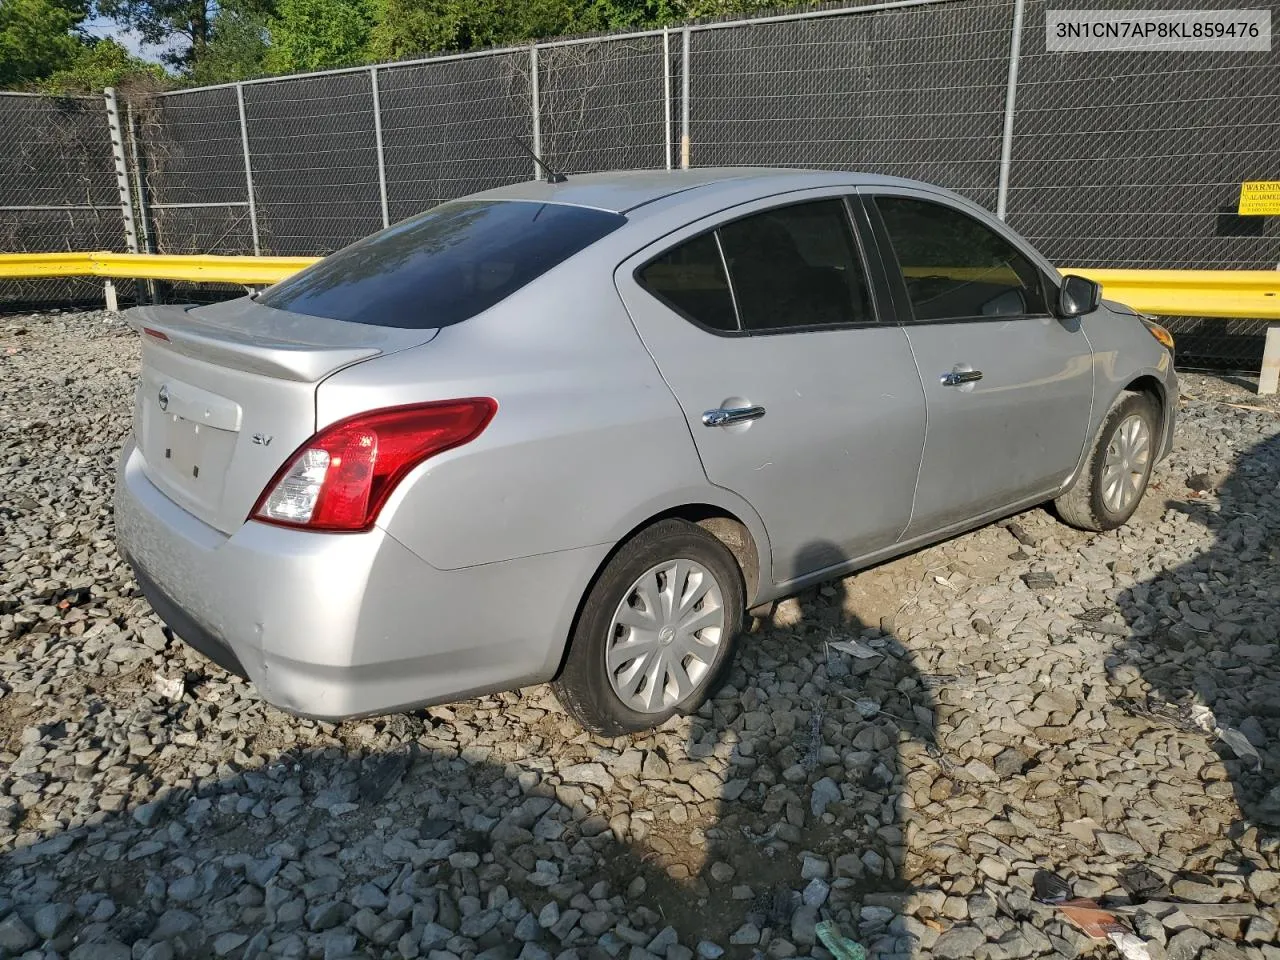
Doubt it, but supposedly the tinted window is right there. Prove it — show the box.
[874,196,1048,322]
[259,200,626,328]
[717,200,873,332]
[638,232,737,332]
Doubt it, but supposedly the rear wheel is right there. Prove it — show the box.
[553,519,744,736]
[1055,392,1158,531]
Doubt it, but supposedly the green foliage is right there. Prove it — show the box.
[266,0,375,71]
[93,0,273,70]
[94,0,214,67]
[0,0,807,91]
[39,36,165,92]
[0,0,89,86]
[678,0,778,18]
[188,7,269,83]
[368,0,677,60]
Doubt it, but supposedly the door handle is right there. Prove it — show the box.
[940,370,983,387]
[702,405,766,427]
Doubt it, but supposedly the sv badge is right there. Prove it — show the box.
[251,433,273,446]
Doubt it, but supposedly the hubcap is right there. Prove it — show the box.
[1101,414,1151,514]
[606,559,725,714]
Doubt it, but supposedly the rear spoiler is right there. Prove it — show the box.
[125,302,433,382]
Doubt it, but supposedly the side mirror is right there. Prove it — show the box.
[1058,274,1101,318]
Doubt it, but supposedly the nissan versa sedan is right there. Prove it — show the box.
[115,168,1177,735]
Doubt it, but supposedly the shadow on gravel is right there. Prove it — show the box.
[0,538,937,960]
[640,538,937,957]
[638,527,941,956]
[1113,432,1280,831]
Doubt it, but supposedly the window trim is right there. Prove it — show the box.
[633,195,889,339]
[863,190,1058,327]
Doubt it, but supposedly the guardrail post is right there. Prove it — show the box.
[370,66,390,229]
[104,87,139,255]
[995,0,1026,221]
[530,44,543,180]
[1261,324,1280,395]
[235,83,262,256]
[680,27,691,169]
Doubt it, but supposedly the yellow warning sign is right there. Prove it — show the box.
[1239,181,1280,216]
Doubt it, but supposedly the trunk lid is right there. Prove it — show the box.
[127,298,437,534]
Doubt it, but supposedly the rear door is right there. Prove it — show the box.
[858,188,1094,537]
[616,192,927,585]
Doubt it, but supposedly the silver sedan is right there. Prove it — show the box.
[114,168,1177,734]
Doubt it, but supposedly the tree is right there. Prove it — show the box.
[94,0,211,68]
[94,0,275,70]
[0,0,89,87]
[367,0,671,60]
[39,36,165,92]
[188,6,270,83]
[265,0,375,71]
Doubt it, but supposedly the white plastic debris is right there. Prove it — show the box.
[1108,931,1153,960]
[827,638,880,660]
[153,673,185,701]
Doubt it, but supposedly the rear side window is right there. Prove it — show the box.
[874,196,1048,322]
[637,198,875,335]
[717,199,873,332]
[259,200,626,328]
[637,232,737,332]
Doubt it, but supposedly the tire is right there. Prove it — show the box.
[1055,392,1159,532]
[552,518,745,736]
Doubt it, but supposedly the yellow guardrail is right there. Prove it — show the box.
[0,252,319,286]
[1071,268,1280,321]
[0,252,1277,320]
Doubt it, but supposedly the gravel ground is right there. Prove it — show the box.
[1,310,1278,960]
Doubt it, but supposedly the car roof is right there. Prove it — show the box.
[468,168,947,216]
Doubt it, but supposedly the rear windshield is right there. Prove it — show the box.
[258,199,626,328]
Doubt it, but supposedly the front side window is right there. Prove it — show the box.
[874,196,1048,322]
[717,199,874,332]
[259,200,626,329]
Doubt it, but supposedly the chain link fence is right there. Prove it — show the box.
[0,92,127,304]
[3,0,1278,367]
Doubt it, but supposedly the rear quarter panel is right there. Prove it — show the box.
[315,264,768,573]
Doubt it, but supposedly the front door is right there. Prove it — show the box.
[616,194,927,584]
[860,189,1095,537]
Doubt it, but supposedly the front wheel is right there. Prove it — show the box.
[1055,392,1159,531]
[552,519,745,736]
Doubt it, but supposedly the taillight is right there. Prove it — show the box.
[251,399,497,532]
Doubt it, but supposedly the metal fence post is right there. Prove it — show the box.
[103,87,139,254]
[370,66,390,229]
[530,44,543,179]
[235,83,262,255]
[125,102,153,256]
[663,27,673,171]
[995,0,1026,221]
[126,100,158,302]
[680,27,692,169]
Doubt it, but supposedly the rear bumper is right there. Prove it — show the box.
[114,439,607,719]
[129,561,249,679]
